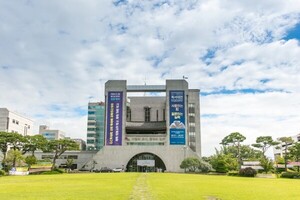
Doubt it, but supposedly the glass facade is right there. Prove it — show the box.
[87,102,105,151]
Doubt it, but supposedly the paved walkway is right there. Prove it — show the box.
[129,173,153,200]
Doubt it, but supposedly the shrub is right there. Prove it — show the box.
[227,171,239,176]
[281,172,300,179]
[41,171,61,175]
[53,168,64,173]
[239,167,257,177]
[0,169,6,176]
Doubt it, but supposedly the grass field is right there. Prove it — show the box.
[1,173,300,200]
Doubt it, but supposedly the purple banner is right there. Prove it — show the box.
[106,91,123,146]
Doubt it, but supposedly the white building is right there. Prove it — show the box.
[0,108,34,136]
[39,125,65,140]
[83,79,201,172]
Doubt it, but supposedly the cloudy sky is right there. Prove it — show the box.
[0,0,299,156]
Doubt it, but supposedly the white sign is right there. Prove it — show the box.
[137,160,155,167]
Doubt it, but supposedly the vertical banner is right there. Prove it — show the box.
[169,91,186,145]
[106,91,123,146]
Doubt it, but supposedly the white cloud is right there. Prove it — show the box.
[0,0,299,156]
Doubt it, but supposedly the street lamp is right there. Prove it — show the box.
[183,145,187,172]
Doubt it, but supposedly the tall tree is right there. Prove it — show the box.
[252,136,279,157]
[289,143,300,172]
[45,139,79,170]
[0,132,24,169]
[278,137,294,171]
[22,135,48,156]
[220,132,246,168]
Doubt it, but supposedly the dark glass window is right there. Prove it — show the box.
[144,107,151,122]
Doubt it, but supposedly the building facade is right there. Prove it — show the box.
[83,79,201,172]
[86,102,105,151]
[39,125,65,140]
[0,108,34,136]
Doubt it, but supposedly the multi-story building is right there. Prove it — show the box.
[0,108,34,136]
[82,79,201,172]
[39,125,65,140]
[86,102,105,151]
[72,138,87,151]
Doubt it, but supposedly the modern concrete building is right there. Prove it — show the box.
[81,79,201,172]
[0,108,34,136]
[86,102,105,151]
[39,125,65,140]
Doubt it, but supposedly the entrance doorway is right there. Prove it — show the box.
[126,152,166,172]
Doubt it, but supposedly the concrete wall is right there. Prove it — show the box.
[90,145,199,172]
[34,151,96,170]
[128,97,166,122]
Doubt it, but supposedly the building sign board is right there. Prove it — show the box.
[106,91,123,145]
[137,160,155,167]
[169,90,186,145]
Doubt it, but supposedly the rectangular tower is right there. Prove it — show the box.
[87,102,105,151]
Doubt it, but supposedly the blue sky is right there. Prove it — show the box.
[0,0,299,156]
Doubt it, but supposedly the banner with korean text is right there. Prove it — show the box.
[169,90,186,145]
[106,91,123,145]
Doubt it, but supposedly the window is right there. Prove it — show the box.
[88,111,95,115]
[163,109,166,121]
[188,103,195,113]
[144,107,151,122]
[127,106,131,121]
[16,120,19,125]
[12,119,16,123]
[87,140,95,144]
[156,110,158,121]
[189,116,195,123]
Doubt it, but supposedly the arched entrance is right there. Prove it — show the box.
[126,152,166,172]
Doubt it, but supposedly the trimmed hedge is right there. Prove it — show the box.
[227,171,239,176]
[41,171,61,175]
[281,172,300,179]
[239,167,257,177]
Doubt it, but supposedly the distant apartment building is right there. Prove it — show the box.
[86,102,105,151]
[0,108,34,136]
[72,138,87,151]
[39,125,65,140]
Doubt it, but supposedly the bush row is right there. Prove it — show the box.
[227,167,257,177]
[281,172,300,179]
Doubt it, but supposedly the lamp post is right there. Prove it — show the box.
[183,145,187,172]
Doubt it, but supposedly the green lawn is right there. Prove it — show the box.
[1,173,300,200]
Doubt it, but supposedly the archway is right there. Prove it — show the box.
[126,152,166,172]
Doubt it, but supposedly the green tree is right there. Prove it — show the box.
[65,158,74,172]
[220,132,246,168]
[252,136,279,157]
[180,157,200,172]
[45,139,79,170]
[198,159,213,173]
[278,137,294,171]
[289,143,300,172]
[22,135,48,156]
[25,155,37,170]
[0,132,25,169]
[260,157,274,174]
[222,145,262,161]
[4,149,24,168]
